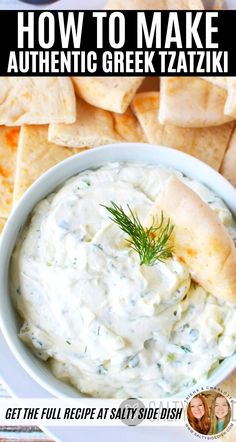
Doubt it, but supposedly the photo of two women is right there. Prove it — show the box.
[187,391,232,436]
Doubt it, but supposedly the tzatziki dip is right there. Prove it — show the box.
[10,163,236,398]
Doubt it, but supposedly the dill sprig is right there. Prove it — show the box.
[101,201,174,266]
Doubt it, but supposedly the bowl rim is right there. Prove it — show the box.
[1,142,236,399]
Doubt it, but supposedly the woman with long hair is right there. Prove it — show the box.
[209,394,231,434]
[187,394,210,435]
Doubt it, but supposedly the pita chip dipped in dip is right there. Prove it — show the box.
[146,176,236,303]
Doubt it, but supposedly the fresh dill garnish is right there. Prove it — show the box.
[101,201,174,266]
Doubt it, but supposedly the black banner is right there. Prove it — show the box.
[0,10,235,76]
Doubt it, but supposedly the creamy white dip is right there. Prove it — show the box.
[11,163,236,398]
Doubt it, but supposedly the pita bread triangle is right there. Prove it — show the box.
[105,0,204,9]
[0,126,19,217]
[0,77,76,126]
[132,91,234,170]
[146,176,236,303]
[159,77,234,128]
[13,125,87,204]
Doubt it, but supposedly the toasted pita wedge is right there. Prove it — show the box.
[49,97,122,148]
[221,126,236,187]
[132,92,234,170]
[106,0,166,7]
[159,77,233,128]
[212,0,224,9]
[168,0,204,8]
[138,77,160,92]
[113,107,147,142]
[225,78,236,119]
[105,0,204,9]
[13,126,86,204]
[72,77,144,114]
[0,78,76,126]
[200,77,228,90]
[0,126,19,217]
[146,176,236,303]
[0,217,6,233]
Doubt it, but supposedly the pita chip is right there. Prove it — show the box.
[221,125,236,187]
[105,0,167,8]
[146,176,236,303]
[212,0,224,10]
[0,126,19,217]
[72,77,144,114]
[200,77,228,90]
[159,77,233,128]
[113,107,147,142]
[138,77,160,92]
[132,92,234,170]
[49,97,122,148]
[0,78,76,126]
[105,0,204,9]
[168,0,204,8]
[225,78,236,119]
[13,126,85,204]
[0,218,6,233]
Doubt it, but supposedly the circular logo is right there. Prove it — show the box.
[186,388,233,438]
[118,398,146,426]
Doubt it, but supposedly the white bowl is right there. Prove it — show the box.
[0,143,236,398]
